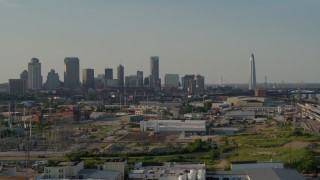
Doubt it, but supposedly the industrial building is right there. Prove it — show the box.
[207,160,302,180]
[39,159,126,180]
[231,161,284,171]
[140,120,208,134]
[227,96,266,107]
[224,111,255,120]
[207,169,304,180]
[77,169,121,180]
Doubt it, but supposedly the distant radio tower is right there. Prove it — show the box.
[219,76,223,87]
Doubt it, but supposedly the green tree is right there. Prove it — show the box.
[204,102,212,111]
[211,149,220,160]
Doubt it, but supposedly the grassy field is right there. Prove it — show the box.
[67,120,320,172]
[224,122,320,171]
[126,121,320,171]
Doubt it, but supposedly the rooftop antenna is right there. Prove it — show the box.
[219,76,223,87]
[264,76,268,89]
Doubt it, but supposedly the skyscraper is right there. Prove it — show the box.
[117,65,124,87]
[249,54,257,90]
[45,69,60,91]
[150,56,160,88]
[165,74,179,88]
[105,68,113,80]
[125,75,138,87]
[137,71,144,87]
[28,58,42,90]
[195,74,205,92]
[82,68,95,89]
[9,79,24,95]
[64,57,80,89]
[20,70,28,91]
[182,75,196,93]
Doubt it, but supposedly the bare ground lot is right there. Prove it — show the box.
[283,142,312,149]
[118,132,179,143]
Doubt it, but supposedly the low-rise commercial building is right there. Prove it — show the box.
[128,162,206,180]
[39,160,126,180]
[98,158,127,180]
[42,161,84,179]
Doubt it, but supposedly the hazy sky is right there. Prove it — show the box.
[0,0,319,84]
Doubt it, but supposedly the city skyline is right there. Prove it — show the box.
[0,0,320,84]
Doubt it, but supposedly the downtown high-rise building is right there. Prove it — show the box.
[249,54,257,90]
[105,68,113,80]
[150,56,160,89]
[125,75,138,87]
[64,57,80,89]
[164,74,179,88]
[137,71,144,87]
[195,74,205,92]
[82,68,95,89]
[117,64,124,87]
[20,70,28,92]
[28,58,42,90]
[9,79,24,95]
[182,74,196,93]
[44,69,60,91]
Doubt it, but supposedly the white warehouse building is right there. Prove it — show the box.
[140,120,208,133]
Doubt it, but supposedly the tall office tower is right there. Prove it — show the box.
[182,75,196,93]
[249,54,257,90]
[20,70,28,91]
[28,58,42,90]
[150,56,160,88]
[144,77,150,87]
[117,65,124,87]
[137,71,143,87]
[45,69,60,91]
[82,68,95,89]
[64,57,80,89]
[9,79,24,95]
[125,75,138,87]
[195,74,205,92]
[105,68,113,80]
[165,74,179,88]
[219,76,223,87]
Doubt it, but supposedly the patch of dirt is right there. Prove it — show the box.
[215,160,228,171]
[250,152,276,156]
[283,142,312,149]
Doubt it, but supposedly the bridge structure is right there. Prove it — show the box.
[268,89,320,99]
